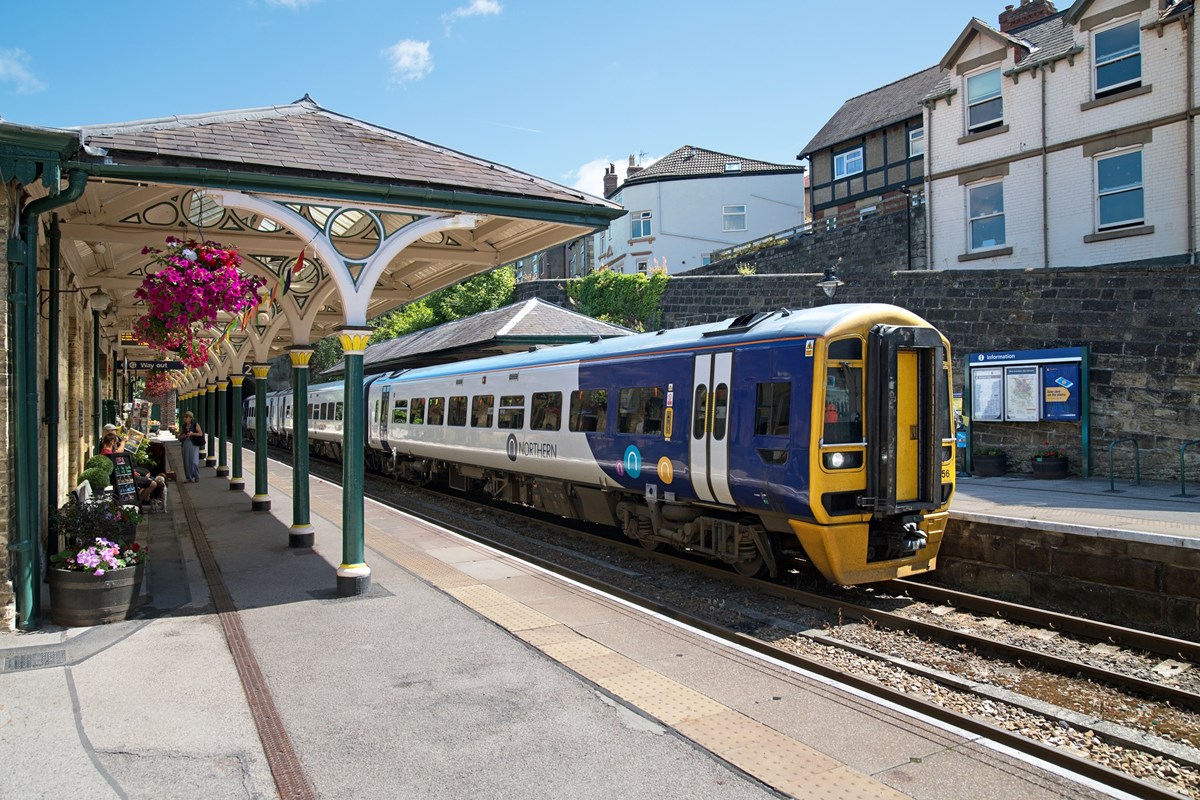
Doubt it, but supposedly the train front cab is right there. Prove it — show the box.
[791,321,954,585]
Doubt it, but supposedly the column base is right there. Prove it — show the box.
[204,458,217,468]
[288,525,315,548]
[228,479,245,491]
[336,563,371,597]
[215,466,229,477]
[251,494,271,511]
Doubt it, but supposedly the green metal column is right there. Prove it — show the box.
[204,384,217,468]
[229,376,246,492]
[336,329,371,596]
[215,380,229,478]
[288,346,315,548]
[251,365,271,511]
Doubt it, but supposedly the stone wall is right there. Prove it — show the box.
[940,521,1200,637]
[1,185,11,629]
[516,260,1200,481]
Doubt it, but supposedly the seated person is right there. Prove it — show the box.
[101,433,164,504]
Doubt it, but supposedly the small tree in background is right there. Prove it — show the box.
[567,266,668,331]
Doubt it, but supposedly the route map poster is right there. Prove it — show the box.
[971,367,1003,421]
[1004,365,1040,421]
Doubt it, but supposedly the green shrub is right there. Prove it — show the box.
[77,467,110,492]
[566,269,668,331]
[85,455,114,476]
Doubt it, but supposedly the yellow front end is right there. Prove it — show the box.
[789,513,948,585]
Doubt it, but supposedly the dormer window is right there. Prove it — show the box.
[966,68,1003,133]
[1094,19,1141,98]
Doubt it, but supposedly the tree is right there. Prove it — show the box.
[566,268,668,331]
[369,266,515,344]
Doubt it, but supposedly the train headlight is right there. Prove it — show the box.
[823,451,863,470]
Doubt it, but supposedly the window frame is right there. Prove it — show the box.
[967,179,1006,252]
[1093,17,1141,98]
[471,395,494,428]
[1094,147,1144,232]
[965,67,1003,133]
[908,126,925,158]
[833,146,863,180]
[722,204,747,232]
[630,210,652,239]
[568,389,607,433]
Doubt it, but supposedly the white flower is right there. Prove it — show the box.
[181,248,197,261]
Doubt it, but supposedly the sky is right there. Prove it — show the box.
[0,0,1006,199]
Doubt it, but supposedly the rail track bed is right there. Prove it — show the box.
[269,444,1200,798]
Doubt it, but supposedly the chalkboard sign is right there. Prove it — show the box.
[107,453,139,505]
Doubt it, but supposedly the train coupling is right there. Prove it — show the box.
[867,515,928,562]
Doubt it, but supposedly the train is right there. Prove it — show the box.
[244,303,955,585]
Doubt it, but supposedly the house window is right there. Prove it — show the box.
[966,68,1003,133]
[968,181,1005,251]
[1096,149,1143,231]
[908,127,925,158]
[636,260,648,274]
[1094,19,1140,97]
[833,147,863,179]
[723,204,747,232]
[631,210,652,238]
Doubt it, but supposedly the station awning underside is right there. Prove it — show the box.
[7,95,624,388]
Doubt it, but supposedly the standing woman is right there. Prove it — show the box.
[178,411,204,482]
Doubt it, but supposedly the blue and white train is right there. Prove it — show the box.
[245,304,955,585]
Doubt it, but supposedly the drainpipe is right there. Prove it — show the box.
[923,103,934,269]
[45,214,62,575]
[14,170,87,630]
[1041,65,1050,269]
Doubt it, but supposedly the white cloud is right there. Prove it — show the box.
[442,0,502,32]
[385,40,433,85]
[0,49,45,94]
[565,154,660,197]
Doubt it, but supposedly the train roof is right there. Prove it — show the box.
[357,303,934,386]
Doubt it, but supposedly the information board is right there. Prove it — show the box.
[971,367,1004,421]
[1003,365,1041,421]
[107,453,139,505]
[1042,363,1081,421]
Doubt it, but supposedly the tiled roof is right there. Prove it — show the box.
[619,146,802,190]
[799,66,945,158]
[78,96,613,208]
[322,298,631,377]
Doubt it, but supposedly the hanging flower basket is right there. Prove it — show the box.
[134,237,265,366]
[144,370,173,398]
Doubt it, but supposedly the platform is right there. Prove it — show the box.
[1,441,1133,800]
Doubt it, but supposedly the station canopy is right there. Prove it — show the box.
[22,95,624,383]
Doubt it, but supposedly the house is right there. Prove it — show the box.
[594,148,807,275]
[798,65,946,225]
[923,0,1196,269]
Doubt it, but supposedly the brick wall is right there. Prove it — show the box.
[0,186,11,629]
[517,259,1200,482]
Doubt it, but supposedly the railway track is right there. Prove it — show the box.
[261,442,1199,798]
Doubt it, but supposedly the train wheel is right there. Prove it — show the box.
[732,556,768,578]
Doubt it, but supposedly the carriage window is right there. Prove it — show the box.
[692,385,708,439]
[410,398,425,424]
[373,400,382,423]
[618,387,665,435]
[391,399,408,425]
[308,403,315,420]
[323,402,332,420]
[447,395,468,427]
[824,363,863,444]
[569,389,607,432]
[827,338,862,360]
[530,392,562,431]
[335,402,344,421]
[472,395,494,427]
[712,384,728,440]
[427,397,445,425]
[755,382,791,436]
[498,395,525,429]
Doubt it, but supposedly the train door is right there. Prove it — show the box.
[378,385,392,453]
[864,325,951,514]
[689,352,736,505]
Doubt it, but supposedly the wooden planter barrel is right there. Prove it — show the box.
[1031,456,1069,479]
[973,454,1007,477]
[49,563,145,626]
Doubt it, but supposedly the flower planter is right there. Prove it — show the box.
[49,562,145,626]
[1031,456,1069,479]
[973,454,1007,477]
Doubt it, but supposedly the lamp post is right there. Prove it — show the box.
[817,261,845,303]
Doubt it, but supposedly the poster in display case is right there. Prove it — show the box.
[971,367,1004,421]
[1003,365,1041,422]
